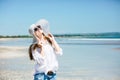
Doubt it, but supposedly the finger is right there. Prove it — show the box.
[48,33,52,37]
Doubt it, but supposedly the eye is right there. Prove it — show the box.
[37,25,42,29]
[34,28,38,31]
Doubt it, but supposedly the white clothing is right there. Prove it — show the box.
[32,43,63,75]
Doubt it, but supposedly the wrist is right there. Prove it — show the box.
[51,39,56,43]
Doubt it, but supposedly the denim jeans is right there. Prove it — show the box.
[34,73,56,80]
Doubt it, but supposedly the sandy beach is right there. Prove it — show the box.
[0,46,80,80]
[0,45,70,80]
[0,46,27,59]
[0,38,120,80]
[0,46,34,80]
[0,47,120,80]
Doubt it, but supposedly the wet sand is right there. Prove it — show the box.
[0,46,34,80]
[113,48,120,50]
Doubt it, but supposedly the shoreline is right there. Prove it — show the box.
[0,37,120,40]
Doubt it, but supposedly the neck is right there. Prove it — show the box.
[38,35,47,44]
[39,35,44,41]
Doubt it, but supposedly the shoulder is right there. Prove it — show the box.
[28,43,36,53]
[29,43,42,54]
[29,44,35,50]
[29,43,41,49]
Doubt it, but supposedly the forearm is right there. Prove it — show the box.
[52,39,61,52]
[47,33,62,53]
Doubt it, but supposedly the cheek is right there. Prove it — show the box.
[40,30,43,33]
[35,31,42,36]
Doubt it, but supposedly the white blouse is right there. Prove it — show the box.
[32,43,63,75]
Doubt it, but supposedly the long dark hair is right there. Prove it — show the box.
[28,44,34,60]
[28,33,52,60]
[42,33,52,45]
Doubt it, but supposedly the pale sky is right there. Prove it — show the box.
[0,0,120,35]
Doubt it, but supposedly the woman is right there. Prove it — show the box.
[28,23,63,80]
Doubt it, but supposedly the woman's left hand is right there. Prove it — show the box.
[47,33,55,42]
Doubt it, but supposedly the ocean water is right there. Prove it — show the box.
[59,44,120,80]
[0,38,120,80]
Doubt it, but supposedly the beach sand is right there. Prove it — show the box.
[0,46,27,59]
[0,46,69,80]
[0,38,120,80]
[0,46,34,80]
[0,46,76,80]
[0,46,120,80]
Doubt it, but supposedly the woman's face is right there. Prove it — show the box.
[34,26,43,39]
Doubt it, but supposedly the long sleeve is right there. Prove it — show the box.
[51,39,63,56]
[32,43,62,75]
[32,48,45,65]
[54,48,63,56]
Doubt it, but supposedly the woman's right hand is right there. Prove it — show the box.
[47,33,55,42]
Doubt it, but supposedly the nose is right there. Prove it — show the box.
[39,29,43,33]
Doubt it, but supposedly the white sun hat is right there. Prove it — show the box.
[29,19,50,43]
[29,24,36,35]
[35,19,50,36]
[28,24,37,43]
